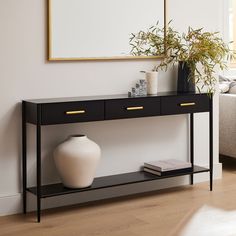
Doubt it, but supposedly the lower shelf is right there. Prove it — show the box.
[27,165,209,198]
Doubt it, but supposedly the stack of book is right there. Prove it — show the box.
[143,159,192,176]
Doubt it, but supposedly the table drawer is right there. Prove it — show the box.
[161,94,210,115]
[105,97,161,120]
[41,101,104,125]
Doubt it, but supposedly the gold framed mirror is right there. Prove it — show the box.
[48,0,167,61]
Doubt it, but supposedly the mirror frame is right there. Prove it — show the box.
[47,0,167,61]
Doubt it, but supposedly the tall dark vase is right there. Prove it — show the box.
[177,61,196,93]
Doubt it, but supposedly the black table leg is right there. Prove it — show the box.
[209,97,213,191]
[22,101,27,214]
[190,113,194,185]
[36,105,41,222]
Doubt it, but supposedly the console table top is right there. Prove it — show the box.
[23,91,206,104]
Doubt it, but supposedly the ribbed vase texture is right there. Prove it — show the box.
[146,71,158,95]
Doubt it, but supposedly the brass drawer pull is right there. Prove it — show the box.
[180,102,196,107]
[65,110,85,115]
[126,106,144,111]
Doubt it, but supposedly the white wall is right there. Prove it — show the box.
[0,0,222,216]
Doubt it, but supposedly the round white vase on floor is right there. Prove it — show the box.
[146,71,158,95]
[54,135,101,188]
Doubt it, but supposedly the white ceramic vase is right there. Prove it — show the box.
[54,135,101,188]
[145,71,158,95]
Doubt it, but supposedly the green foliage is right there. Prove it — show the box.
[130,22,235,94]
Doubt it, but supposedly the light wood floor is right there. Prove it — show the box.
[1,157,236,236]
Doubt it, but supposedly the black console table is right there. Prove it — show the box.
[22,92,213,222]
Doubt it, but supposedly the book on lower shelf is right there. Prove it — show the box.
[143,167,193,176]
[144,159,192,172]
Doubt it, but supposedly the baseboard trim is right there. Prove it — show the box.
[0,163,222,217]
[0,193,22,216]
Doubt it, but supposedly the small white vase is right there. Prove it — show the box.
[146,71,158,95]
[54,135,101,188]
